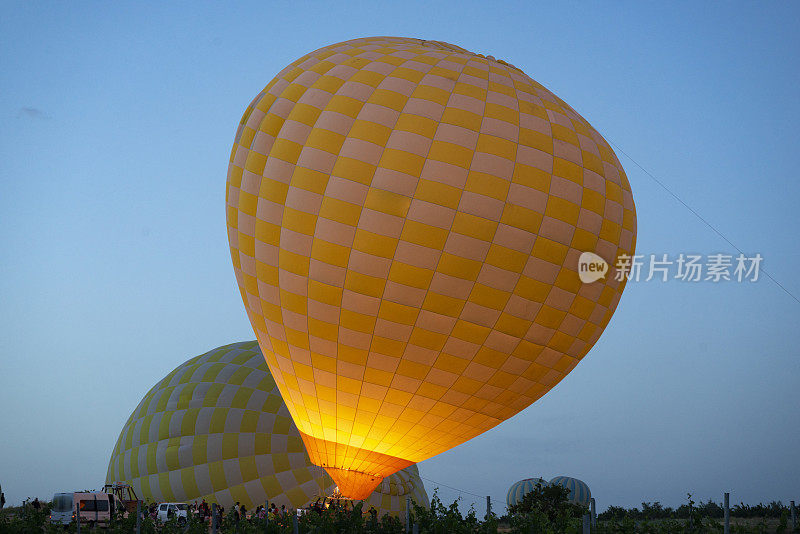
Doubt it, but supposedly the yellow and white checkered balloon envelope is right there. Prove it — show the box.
[106,341,429,514]
[226,36,636,498]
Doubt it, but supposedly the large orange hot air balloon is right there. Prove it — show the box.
[226,36,636,498]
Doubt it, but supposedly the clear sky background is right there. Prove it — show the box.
[1,1,798,515]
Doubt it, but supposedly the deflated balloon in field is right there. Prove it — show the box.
[106,341,429,514]
[226,36,636,498]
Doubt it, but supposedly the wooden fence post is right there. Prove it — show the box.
[405,497,411,533]
[724,492,730,534]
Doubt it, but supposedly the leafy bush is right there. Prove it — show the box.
[505,482,586,533]
[598,497,794,522]
[1,495,795,534]
[410,491,487,534]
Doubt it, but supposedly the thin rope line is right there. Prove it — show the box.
[418,476,486,499]
[608,139,800,305]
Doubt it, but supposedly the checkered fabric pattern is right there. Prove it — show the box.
[105,341,428,514]
[225,36,637,498]
[368,463,429,518]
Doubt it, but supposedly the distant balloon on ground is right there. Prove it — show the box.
[226,36,637,498]
[506,477,549,508]
[549,476,591,506]
[106,341,428,515]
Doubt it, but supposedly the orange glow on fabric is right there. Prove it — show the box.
[226,36,636,498]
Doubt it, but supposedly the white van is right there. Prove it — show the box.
[50,493,74,525]
[156,502,188,524]
[50,492,112,527]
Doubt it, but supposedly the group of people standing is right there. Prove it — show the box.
[134,495,383,526]
[185,499,291,523]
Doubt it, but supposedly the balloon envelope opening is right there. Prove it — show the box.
[324,468,382,500]
[299,429,414,499]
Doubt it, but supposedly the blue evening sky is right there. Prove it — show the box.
[1,1,798,514]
